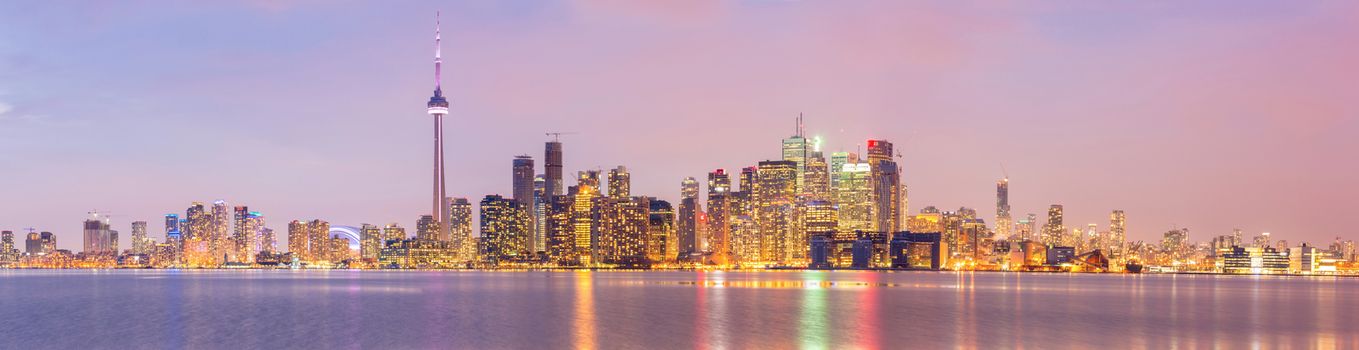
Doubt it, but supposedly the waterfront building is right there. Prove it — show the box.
[480,194,530,263]
[890,232,948,270]
[1109,210,1126,258]
[449,198,473,259]
[595,196,650,266]
[210,200,229,264]
[360,224,382,260]
[533,174,547,254]
[569,179,599,266]
[130,221,149,255]
[1223,246,1289,274]
[416,215,439,241]
[544,140,564,198]
[1047,246,1076,265]
[382,223,406,243]
[0,231,15,262]
[379,239,459,268]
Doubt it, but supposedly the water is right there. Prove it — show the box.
[1,270,1355,349]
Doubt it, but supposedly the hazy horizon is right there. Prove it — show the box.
[2,1,1356,251]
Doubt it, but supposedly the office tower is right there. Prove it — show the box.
[995,178,1012,240]
[1110,210,1126,258]
[512,156,536,254]
[83,212,114,255]
[129,221,148,255]
[417,215,439,241]
[545,140,564,197]
[756,160,798,264]
[647,199,676,263]
[595,196,650,265]
[782,115,810,190]
[607,166,631,198]
[788,198,832,267]
[804,151,830,200]
[829,151,858,189]
[423,13,453,249]
[360,224,382,260]
[835,162,874,233]
[449,198,473,260]
[677,177,701,257]
[738,166,756,195]
[1042,205,1065,246]
[731,215,759,264]
[866,140,902,233]
[578,170,601,189]
[706,169,732,264]
[480,195,530,262]
[961,218,988,260]
[569,181,599,266]
[382,223,407,243]
[533,174,547,254]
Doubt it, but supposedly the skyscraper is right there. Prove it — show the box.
[480,195,530,262]
[360,223,382,260]
[533,174,547,254]
[804,151,831,200]
[512,156,536,253]
[608,166,631,198]
[706,169,732,264]
[1043,205,1065,246]
[130,221,149,255]
[569,180,598,266]
[545,140,564,198]
[232,206,256,263]
[867,139,902,233]
[835,162,875,233]
[1110,210,1126,258]
[449,197,474,260]
[0,230,15,262]
[210,200,229,263]
[425,12,452,248]
[995,178,1012,240]
[677,177,701,258]
[829,151,858,189]
[781,115,810,191]
[594,196,650,266]
[756,160,798,264]
[647,199,676,263]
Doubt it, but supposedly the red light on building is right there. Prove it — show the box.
[868,140,877,148]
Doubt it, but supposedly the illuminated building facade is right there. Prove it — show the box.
[360,223,382,260]
[569,179,599,266]
[480,195,530,263]
[594,196,649,266]
[130,221,150,255]
[781,115,810,189]
[512,156,536,253]
[647,199,676,263]
[416,215,439,241]
[756,160,797,264]
[803,151,830,201]
[1109,210,1126,259]
[449,198,473,260]
[608,166,630,198]
[995,178,1011,241]
[706,169,731,264]
[866,139,902,233]
[677,177,701,258]
[1042,205,1064,246]
[82,213,114,255]
[835,162,874,233]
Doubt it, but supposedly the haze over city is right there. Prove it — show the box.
[2,1,1356,252]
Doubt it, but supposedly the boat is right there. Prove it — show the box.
[1125,262,1144,273]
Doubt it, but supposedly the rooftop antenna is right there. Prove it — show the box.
[796,113,805,138]
[1001,162,1009,180]
[545,132,578,142]
[433,10,442,94]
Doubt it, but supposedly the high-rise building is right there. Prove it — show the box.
[647,199,676,263]
[533,174,547,254]
[1042,205,1065,246]
[545,140,564,197]
[0,230,15,261]
[449,198,473,260]
[130,221,149,255]
[307,219,330,263]
[382,223,406,243]
[756,160,798,264]
[995,178,1012,241]
[781,115,810,190]
[416,215,439,241]
[866,140,902,233]
[232,206,261,263]
[260,227,276,254]
[287,220,307,260]
[608,166,631,198]
[480,195,530,262]
[545,195,574,265]
[706,169,732,264]
[594,196,650,266]
[83,212,114,255]
[835,162,875,233]
[360,223,382,261]
[512,156,536,254]
[25,231,56,256]
[568,181,598,266]
[677,177,701,258]
[804,151,831,200]
[1109,210,1126,258]
[210,200,229,263]
[829,151,858,189]
[424,13,453,250]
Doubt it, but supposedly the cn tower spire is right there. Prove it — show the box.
[434,10,442,94]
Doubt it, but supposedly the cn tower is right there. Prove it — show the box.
[426,11,451,240]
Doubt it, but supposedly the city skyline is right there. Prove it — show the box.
[3,1,1358,252]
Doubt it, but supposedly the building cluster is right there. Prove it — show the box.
[1,117,1357,274]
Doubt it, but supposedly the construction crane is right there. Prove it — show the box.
[545,132,579,142]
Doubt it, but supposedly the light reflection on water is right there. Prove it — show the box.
[0,270,1356,349]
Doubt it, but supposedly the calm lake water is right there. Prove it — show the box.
[1,270,1355,349]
